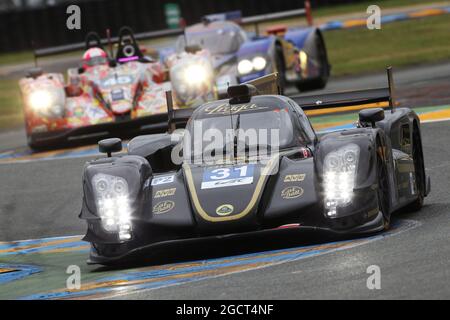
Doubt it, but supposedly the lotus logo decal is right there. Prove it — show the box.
[215,204,234,216]
[153,201,175,214]
[281,186,304,199]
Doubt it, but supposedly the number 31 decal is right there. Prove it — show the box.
[210,166,248,180]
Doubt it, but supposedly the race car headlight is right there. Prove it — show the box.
[183,64,209,86]
[252,56,267,71]
[299,50,308,70]
[238,56,267,75]
[238,59,253,75]
[29,90,53,112]
[28,90,64,118]
[92,173,132,238]
[323,144,360,216]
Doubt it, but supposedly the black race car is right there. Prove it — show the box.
[79,70,430,265]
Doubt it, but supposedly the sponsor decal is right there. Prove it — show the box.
[203,103,267,115]
[101,75,133,87]
[73,106,84,117]
[154,188,176,198]
[111,89,125,101]
[85,106,108,120]
[202,177,253,189]
[151,175,175,186]
[216,204,234,216]
[281,186,304,199]
[153,201,175,214]
[284,174,306,183]
[201,165,254,189]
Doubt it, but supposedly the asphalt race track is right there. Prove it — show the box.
[0,63,450,299]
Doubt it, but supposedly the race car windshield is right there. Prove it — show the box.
[184,107,299,162]
[177,29,242,55]
[86,56,108,67]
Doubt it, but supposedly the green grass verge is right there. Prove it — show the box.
[0,51,34,67]
[0,79,23,130]
[324,14,450,77]
[313,0,447,18]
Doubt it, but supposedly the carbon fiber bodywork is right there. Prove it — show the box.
[79,89,429,265]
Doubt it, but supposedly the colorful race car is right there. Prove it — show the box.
[79,70,429,265]
[19,28,174,149]
[161,8,330,98]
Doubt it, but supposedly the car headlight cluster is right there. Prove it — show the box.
[92,173,132,241]
[238,56,267,75]
[183,64,210,86]
[28,89,64,118]
[323,144,360,217]
[299,50,308,71]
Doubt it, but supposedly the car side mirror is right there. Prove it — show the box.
[99,138,122,157]
[359,108,385,128]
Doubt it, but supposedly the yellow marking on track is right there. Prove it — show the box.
[343,19,367,28]
[0,268,17,274]
[44,246,90,254]
[0,236,83,254]
[419,108,450,122]
[312,120,353,131]
[70,262,278,300]
[305,102,389,116]
[410,8,446,18]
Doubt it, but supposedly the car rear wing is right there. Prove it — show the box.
[240,1,313,35]
[293,67,397,114]
[244,68,396,114]
[166,67,396,134]
[34,28,184,59]
[207,3,313,35]
[294,87,390,109]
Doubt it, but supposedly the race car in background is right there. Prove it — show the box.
[163,46,217,109]
[79,70,429,265]
[22,4,328,149]
[161,8,330,98]
[19,28,174,149]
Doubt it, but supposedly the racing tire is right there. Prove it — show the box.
[376,137,391,230]
[27,134,43,151]
[404,123,426,211]
[27,133,63,151]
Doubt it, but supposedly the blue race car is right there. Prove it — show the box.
[162,9,330,97]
